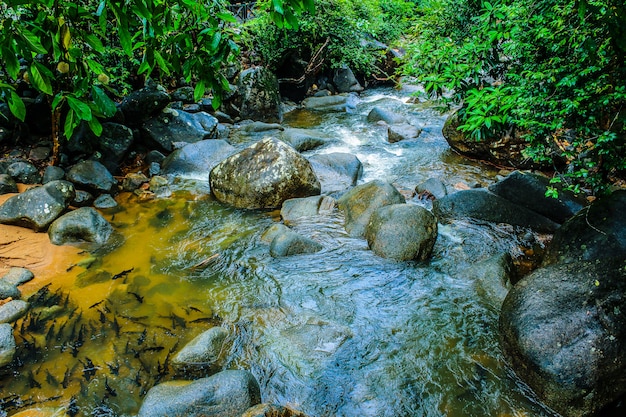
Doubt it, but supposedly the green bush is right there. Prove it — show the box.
[401,0,626,195]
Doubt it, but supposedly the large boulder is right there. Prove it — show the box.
[337,180,405,237]
[137,370,261,417]
[0,323,16,367]
[0,180,75,231]
[433,189,559,233]
[238,66,282,123]
[500,258,626,417]
[160,139,236,180]
[543,190,626,265]
[488,170,585,224]
[209,138,321,209]
[120,83,171,126]
[280,128,332,152]
[307,153,363,195]
[95,122,135,174]
[141,109,219,152]
[48,207,113,246]
[7,160,41,184]
[364,203,437,261]
[333,66,364,93]
[66,160,116,194]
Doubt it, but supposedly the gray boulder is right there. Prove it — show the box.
[302,94,358,113]
[0,180,75,231]
[66,160,116,194]
[433,189,559,233]
[387,124,421,143]
[0,280,20,300]
[543,190,626,266]
[171,86,195,103]
[172,326,229,373]
[42,165,65,184]
[337,180,405,237]
[0,300,29,324]
[269,227,323,257]
[72,189,94,208]
[333,66,364,93]
[500,258,626,417]
[1,267,34,286]
[238,66,282,123]
[364,203,437,261]
[48,207,113,246]
[141,109,219,152]
[7,161,41,184]
[210,138,321,210]
[161,139,235,180]
[280,196,336,225]
[488,170,585,224]
[366,107,406,125]
[120,84,171,126]
[416,178,448,200]
[96,122,135,173]
[280,128,332,152]
[93,194,118,209]
[307,153,363,195]
[465,253,513,307]
[0,174,17,194]
[137,370,261,417]
[0,323,16,367]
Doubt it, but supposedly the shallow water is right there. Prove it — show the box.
[1,88,558,416]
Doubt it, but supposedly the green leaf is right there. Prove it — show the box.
[64,108,76,139]
[153,50,170,75]
[67,96,93,121]
[91,86,117,117]
[88,116,103,136]
[216,12,237,23]
[284,9,299,30]
[20,28,48,54]
[194,80,206,103]
[29,63,53,95]
[272,0,284,14]
[84,34,105,53]
[303,0,315,13]
[8,90,26,122]
[85,58,105,74]
[137,60,152,75]
[51,93,64,111]
[2,47,20,80]
[211,94,222,110]
[209,32,222,52]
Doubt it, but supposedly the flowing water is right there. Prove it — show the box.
[1,88,558,416]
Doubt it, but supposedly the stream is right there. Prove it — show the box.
[0,88,558,416]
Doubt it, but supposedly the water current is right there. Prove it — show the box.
[0,88,558,416]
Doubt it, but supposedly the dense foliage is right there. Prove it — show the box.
[401,0,626,195]
[243,0,416,78]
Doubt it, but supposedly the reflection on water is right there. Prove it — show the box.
[1,88,557,416]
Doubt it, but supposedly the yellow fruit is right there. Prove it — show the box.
[22,72,30,83]
[97,73,110,85]
[57,61,70,74]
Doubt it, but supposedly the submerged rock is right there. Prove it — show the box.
[0,300,29,324]
[500,258,626,417]
[364,203,437,261]
[0,323,16,367]
[337,180,405,237]
[48,207,113,246]
[137,370,261,417]
[0,180,75,231]
[210,138,320,210]
[172,326,229,373]
[269,228,323,257]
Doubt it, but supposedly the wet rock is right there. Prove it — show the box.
[302,94,358,112]
[280,196,336,225]
[238,66,282,123]
[0,174,18,194]
[8,160,41,184]
[141,109,218,152]
[172,326,229,372]
[42,165,65,184]
[307,153,363,195]
[145,150,166,165]
[280,128,332,152]
[333,66,364,93]
[122,172,149,192]
[149,175,172,198]
[241,403,308,417]
[0,323,16,368]
[543,190,626,266]
[1,267,34,286]
[387,124,421,143]
[171,86,195,103]
[366,107,406,125]
[364,203,437,261]
[465,253,513,307]
[261,223,291,244]
[96,122,135,173]
[93,194,118,209]
[48,207,113,246]
[0,180,75,231]
[238,121,284,134]
[337,180,405,237]
[500,258,626,417]
[416,178,448,200]
[210,138,321,210]
[488,170,585,224]
[269,227,323,257]
[120,84,171,126]
[161,139,235,180]
[0,300,29,324]
[66,160,116,194]
[137,370,261,417]
[432,189,559,233]
[0,280,20,300]
[72,189,94,207]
